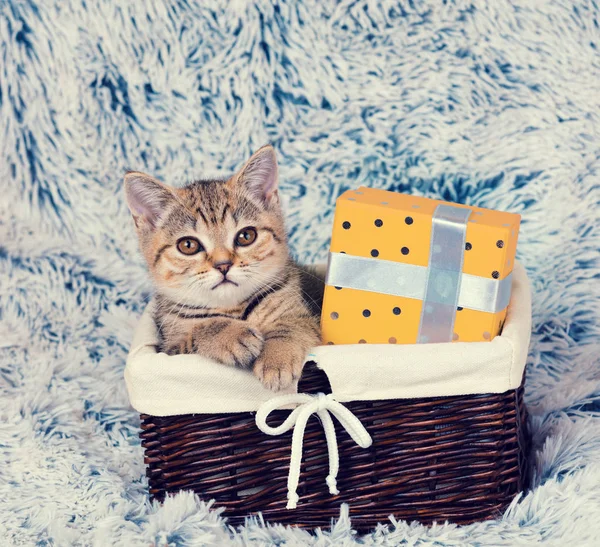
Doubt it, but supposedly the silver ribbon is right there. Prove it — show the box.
[417,205,470,343]
[326,204,512,343]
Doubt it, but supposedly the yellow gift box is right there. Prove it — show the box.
[321,187,521,345]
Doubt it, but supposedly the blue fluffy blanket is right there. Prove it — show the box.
[1,1,599,545]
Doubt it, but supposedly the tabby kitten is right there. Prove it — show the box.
[124,145,322,390]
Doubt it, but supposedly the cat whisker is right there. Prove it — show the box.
[243,268,322,313]
[156,280,208,334]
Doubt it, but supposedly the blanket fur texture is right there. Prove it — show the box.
[1,1,599,545]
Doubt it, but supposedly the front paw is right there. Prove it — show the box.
[253,340,307,391]
[220,325,264,369]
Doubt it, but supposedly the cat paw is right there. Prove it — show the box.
[253,341,306,391]
[221,326,264,369]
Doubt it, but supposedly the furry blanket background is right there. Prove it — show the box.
[1,1,599,545]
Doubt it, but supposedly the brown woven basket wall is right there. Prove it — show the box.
[140,364,529,531]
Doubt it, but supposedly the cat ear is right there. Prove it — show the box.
[124,171,175,228]
[232,145,279,204]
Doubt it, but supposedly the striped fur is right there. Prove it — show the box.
[125,146,322,390]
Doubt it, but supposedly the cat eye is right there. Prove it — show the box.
[235,227,257,247]
[176,237,203,255]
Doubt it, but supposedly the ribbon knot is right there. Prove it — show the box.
[255,392,372,510]
[315,392,329,411]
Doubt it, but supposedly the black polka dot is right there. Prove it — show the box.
[496,240,504,248]
[492,271,500,279]
[393,307,401,315]
[340,251,346,254]
[335,286,342,290]
[362,309,371,318]
[327,341,334,345]
[401,247,410,255]
[342,221,351,230]
[374,219,383,227]
[465,242,472,251]
[358,339,367,344]
[405,216,413,225]
[457,307,463,311]
[371,249,379,257]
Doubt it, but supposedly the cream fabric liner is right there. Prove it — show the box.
[125,261,531,416]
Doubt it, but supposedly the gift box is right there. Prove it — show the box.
[321,187,521,345]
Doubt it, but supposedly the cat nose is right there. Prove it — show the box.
[214,260,233,275]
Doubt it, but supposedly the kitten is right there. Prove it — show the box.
[124,145,322,390]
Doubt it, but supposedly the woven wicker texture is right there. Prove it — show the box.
[140,364,529,530]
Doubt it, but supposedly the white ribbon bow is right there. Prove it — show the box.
[255,392,373,509]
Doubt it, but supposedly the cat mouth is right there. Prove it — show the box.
[211,278,239,290]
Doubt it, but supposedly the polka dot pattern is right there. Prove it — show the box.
[322,186,520,345]
[362,309,371,317]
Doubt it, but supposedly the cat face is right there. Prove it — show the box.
[124,145,289,308]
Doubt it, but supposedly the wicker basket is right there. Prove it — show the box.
[127,263,532,531]
[140,366,529,530]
